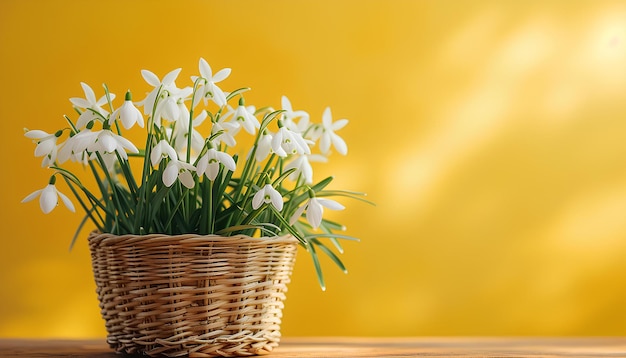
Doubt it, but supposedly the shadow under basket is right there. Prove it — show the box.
[88,231,298,357]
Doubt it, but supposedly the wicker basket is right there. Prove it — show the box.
[88,231,298,357]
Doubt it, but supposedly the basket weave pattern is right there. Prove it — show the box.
[88,231,298,357]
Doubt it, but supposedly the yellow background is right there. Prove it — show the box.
[2,0,626,337]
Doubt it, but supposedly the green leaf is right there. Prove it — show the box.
[308,242,326,291]
[311,238,347,273]
[303,233,360,242]
[225,87,251,101]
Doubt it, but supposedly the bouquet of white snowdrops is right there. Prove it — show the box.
[22,58,369,288]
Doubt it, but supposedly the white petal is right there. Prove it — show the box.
[211,86,227,107]
[163,162,178,187]
[331,133,348,155]
[96,93,114,107]
[268,186,283,211]
[179,170,195,189]
[319,133,331,154]
[212,68,231,82]
[150,142,163,166]
[98,132,117,153]
[332,118,349,130]
[281,96,292,111]
[113,134,139,153]
[293,132,311,154]
[40,185,58,214]
[57,190,76,212]
[24,130,50,139]
[69,97,90,108]
[80,82,97,104]
[75,111,96,129]
[196,154,208,175]
[322,107,332,127]
[207,161,219,181]
[21,189,43,203]
[34,140,55,157]
[317,198,345,211]
[162,68,182,85]
[164,142,178,160]
[216,151,236,171]
[252,189,264,209]
[199,58,212,78]
[271,131,287,157]
[141,69,161,87]
[302,159,314,184]
[306,199,323,229]
[193,110,208,126]
[289,203,307,225]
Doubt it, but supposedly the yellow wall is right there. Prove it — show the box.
[2,0,626,337]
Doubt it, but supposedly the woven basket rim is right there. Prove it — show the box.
[88,230,300,247]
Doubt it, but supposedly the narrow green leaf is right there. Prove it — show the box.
[308,243,326,291]
[311,239,347,273]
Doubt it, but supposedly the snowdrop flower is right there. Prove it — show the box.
[211,121,240,147]
[232,102,260,135]
[196,148,236,181]
[163,160,196,189]
[252,184,283,211]
[193,58,231,107]
[285,154,327,184]
[57,129,97,163]
[150,140,178,166]
[21,179,75,214]
[289,197,345,230]
[171,110,207,156]
[254,130,274,162]
[57,129,138,164]
[155,86,192,125]
[140,68,181,116]
[281,96,309,134]
[140,68,192,126]
[272,124,311,157]
[25,129,60,167]
[149,140,195,188]
[87,130,139,160]
[314,107,348,155]
[70,82,115,129]
[91,152,118,175]
[109,91,144,129]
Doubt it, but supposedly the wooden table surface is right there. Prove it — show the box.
[1,337,625,357]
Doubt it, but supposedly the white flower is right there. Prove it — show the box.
[254,130,274,162]
[87,130,139,160]
[25,130,59,167]
[171,110,207,156]
[91,152,118,174]
[314,107,348,155]
[139,68,192,126]
[163,160,196,189]
[285,154,327,184]
[281,96,310,134]
[289,197,345,229]
[193,58,231,107]
[252,184,283,211]
[57,129,138,164]
[109,92,144,129]
[196,148,237,181]
[69,82,115,129]
[232,104,260,135]
[211,121,240,147]
[150,140,178,166]
[272,125,311,157]
[21,182,75,214]
[140,68,181,115]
